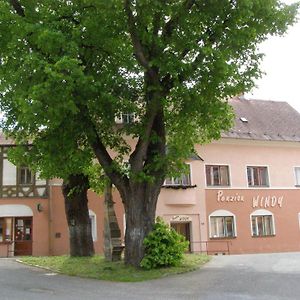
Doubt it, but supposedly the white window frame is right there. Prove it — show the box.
[19,166,34,185]
[246,165,270,187]
[2,159,17,185]
[164,163,192,186]
[209,210,237,238]
[89,210,97,242]
[205,164,231,187]
[115,113,136,124]
[0,217,13,243]
[294,167,300,186]
[250,209,275,237]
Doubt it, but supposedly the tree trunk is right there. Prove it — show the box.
[123,182,161,267]
[62,174,95,257]
[89,85,166,267]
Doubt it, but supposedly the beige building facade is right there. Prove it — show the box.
[158,98,300,254]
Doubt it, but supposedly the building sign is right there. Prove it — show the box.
[252,195,283,208]
[217,190,244,202]
[170,215,191,222]
[216,190,284,208]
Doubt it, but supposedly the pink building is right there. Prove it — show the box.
[159,97,300,254]
[2,97,300,256]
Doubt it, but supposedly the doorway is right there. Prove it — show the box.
[14,217,32,256]
[171,222,191,252]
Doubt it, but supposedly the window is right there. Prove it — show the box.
[122,113,135,124]
[247,166,269,187]
[209,210,236,238]
[164,165,191,186]
[251,210,275,237]
[19,166,34,185]
[115,113,135,124]
[295,167,300,186]
[206,165,230,186]
[89,210,97,242]
[0,217,13,243]
[210,216,235,238]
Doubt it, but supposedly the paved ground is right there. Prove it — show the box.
[1,252,300,299]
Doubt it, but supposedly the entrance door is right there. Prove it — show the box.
[14,217,33,256]
[171,222,191,252]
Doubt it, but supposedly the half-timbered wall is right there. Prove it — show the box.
[0,146,48,198]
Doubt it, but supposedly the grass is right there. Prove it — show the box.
[19,254,210,282]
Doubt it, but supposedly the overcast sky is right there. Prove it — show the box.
[246,0,300,112]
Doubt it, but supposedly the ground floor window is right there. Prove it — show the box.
[89,210,97,242]
[210,216,235,238]
[209,210,236,238]
[251,210,275,237]
[0,217,13,243]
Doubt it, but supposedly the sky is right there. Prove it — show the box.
[246,0,300,112]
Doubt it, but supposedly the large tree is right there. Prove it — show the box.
[0,0,297,267]
[7,126,96,257]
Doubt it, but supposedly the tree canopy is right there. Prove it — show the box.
[0,0,298,266]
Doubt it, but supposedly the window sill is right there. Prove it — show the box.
[248,185,270,188]
[251,235,275,238]
[209,236,236,240]
[206,185,231,188]
[0,241,13,245]
[162,185,197,190]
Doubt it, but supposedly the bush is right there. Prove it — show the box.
[140,217,189,270]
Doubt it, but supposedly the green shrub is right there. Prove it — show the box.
[140,217,189,270]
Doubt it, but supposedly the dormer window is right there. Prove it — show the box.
[115,113,136,124]
[122,113,135,124]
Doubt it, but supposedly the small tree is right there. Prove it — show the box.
[140,217,189,270]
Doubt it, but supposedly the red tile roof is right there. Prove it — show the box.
[222,97,300,142]
[0,132,14,145]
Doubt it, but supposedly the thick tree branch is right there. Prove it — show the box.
[143,105,166,182]
[149,11,162,57]
[90,135,128,196]
[152,11,161,37]
[161,0,196,40]
[129,69,163,173]
[9,0,25,17]
[157,0,198,92]
[129,101,158,172]
[124,0,149,69]
[78,104,128,196]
